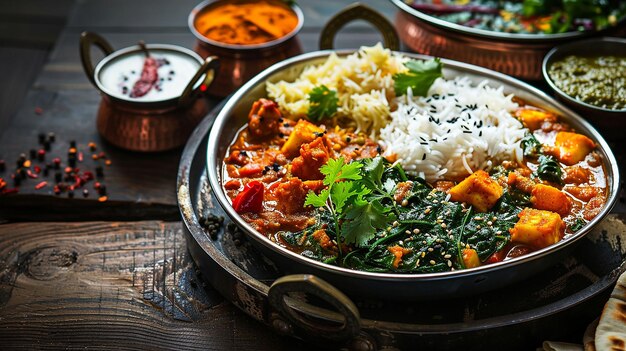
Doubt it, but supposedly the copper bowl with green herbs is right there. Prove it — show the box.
[543,37,626,138]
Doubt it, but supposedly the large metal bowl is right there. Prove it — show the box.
[206,50,620,300]
[390,0,626,80]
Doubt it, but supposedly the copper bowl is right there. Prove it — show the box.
[80,32,219,152]
[542,37,626,139]
[391,0,626,80]
[188,0,304,97]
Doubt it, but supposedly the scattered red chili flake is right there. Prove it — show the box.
[53,185,61,195]
[34,107,43,115]
[0,178,6,190]
[34,165,41,174]
[26,170,38,179]
[83,171,94,181]
[98,152,106,159]
[105,160,112,166]
[98,195,108,202]
[92,154,99,160]
[88,142,97,151]
[64,166,73,174]
[78,152,83,162]
[37,149,46,161]
[35,181,48,190]
[93,181,101,190]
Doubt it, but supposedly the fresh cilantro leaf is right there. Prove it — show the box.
[307,85,338,122]
[338,161,362,181]
[393,58,443,96]
[304,188,330,208]
[341,200,395,247]
[320,157,345,186]
[331,181,358,213]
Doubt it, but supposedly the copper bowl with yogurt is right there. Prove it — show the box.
[80,32,219,152]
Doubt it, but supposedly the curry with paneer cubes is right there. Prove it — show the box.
[222,98,607,273]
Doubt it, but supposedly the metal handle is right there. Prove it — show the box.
[79,31,114,88]
[179,56,220,107]
[319,2,400,50]
[268,274,361,342]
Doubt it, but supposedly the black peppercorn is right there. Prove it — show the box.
[47,132,55,142]
[67,190,74,198]
[43,140,51,151]
[54,172,62,183]
[29,149,37,159]
[38,133,46,144]
[69,140,76,148]
[95,166,104,178]
[82,189,89,197]
[0,159,5,172]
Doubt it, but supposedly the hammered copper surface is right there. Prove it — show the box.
[97,96,209,152]
[193,39,303,97]
[396,11,552,80]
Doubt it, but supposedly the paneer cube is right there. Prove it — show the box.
[554,131,595,165]
[448,170,503,212]
[281,119,323,157]
[462,248,481,269]
[510,208,565,249]
[530,184,572,216]
[515,108,557,131]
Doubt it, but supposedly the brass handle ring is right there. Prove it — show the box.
[79,31,114,88]
[268,274,361,342]
[319,2,400,50]
[179,56,220,107]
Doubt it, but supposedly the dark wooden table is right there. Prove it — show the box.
[0,1,624,350]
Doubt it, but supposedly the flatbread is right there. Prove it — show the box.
[595,271,626,351]
[583,317,598,351]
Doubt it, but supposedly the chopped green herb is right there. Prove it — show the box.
[569,217,586,232]
[537,155,563,184]
[393,58,443,97]
[520,132,541,157]
[307,85,338,122]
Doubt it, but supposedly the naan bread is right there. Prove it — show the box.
[583,317,598,351]
[595,271,626,351]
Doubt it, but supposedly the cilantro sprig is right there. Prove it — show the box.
[307,85,338,122]
[393,58,443,97]
[304,157,395,251]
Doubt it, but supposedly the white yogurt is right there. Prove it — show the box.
[98,48,202,102]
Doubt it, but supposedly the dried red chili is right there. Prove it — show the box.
[232,180,264,214]
[130,56,159,98]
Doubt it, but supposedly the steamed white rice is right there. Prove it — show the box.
[379,77,526,182]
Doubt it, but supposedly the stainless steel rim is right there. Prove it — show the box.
[206,49,620,284]
[542,36,626,114]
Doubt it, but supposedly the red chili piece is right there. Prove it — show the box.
[232,180,264,214]
[130,56,159,98]
[35,181,48,190]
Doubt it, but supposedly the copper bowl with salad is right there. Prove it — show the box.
[205,44,620,299]
[543,37,626,138]
[391,0,626,80]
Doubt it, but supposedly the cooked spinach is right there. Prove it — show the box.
[282,156,525,273]
[537,155,563,184]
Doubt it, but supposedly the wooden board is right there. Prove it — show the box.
[0,221,310,350]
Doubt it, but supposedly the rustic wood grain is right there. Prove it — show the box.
[0,221,308,350]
